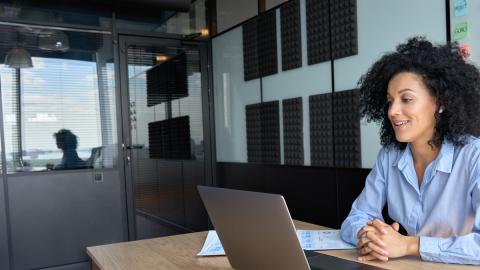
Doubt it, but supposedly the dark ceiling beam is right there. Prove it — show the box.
[3,0,192,15]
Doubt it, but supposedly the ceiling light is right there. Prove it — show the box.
[201,28,209,37]
[156,55,168,62]
[38,30,70,52]
[4,47,33,68]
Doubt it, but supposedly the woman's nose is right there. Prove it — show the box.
[388,101,401,117]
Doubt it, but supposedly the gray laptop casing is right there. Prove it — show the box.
[198,186,311,270]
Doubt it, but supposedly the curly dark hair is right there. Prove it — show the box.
[358,36,480,149]
[54,129,78,150]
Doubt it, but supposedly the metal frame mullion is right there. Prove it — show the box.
[0,71,13,269]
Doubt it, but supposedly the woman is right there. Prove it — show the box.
[53,129,87,170]
[340,37,480,264]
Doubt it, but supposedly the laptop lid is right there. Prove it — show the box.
[197,186,310,270]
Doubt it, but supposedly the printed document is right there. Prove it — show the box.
[296,230,355,250]
[198,229,355,256]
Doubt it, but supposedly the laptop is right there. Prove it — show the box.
[197,186,386,270]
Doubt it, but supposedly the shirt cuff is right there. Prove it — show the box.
[340,221,362,246]
[419,236,441,261]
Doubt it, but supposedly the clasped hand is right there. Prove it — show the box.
[356,219,419,262]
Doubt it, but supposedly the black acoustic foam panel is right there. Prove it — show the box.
[283,97,304,165]
[280,0,302,71]
[306,0,330,65]
[246,103,262,163]
[333,89,361,168]
[148,116,191,160]
[147,52,188,107]
[309,93,333,167]
[258,10,278,77]
[243,18,259,81]
[243,10,278,81]
[246,101,280,164]
[330,0,357,59]
[261,101,281,163]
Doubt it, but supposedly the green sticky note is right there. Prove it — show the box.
[454,22,468,40]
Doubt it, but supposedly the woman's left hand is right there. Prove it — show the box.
[357,219,420,262]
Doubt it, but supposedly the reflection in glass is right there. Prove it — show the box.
[50,129,87,170]
[0,24,117,173]
[127,43,205,232]
[127,45,204,161]
[115,0,207,36]
[0,3,112,29]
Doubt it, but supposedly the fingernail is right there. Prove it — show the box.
[358,257,363,261]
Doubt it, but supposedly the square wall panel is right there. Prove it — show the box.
[243,10,278,80]
[306,0,330,65]
[333,89,361,168]
[330,0,358,59]
[243,19,260,81]
[246,103,262,162]
[258,10,279,77]
[148,116,191,160]
[309,93,333,166]
[283,97,304,165]
[245,101,280,164]
[281,0,302,71]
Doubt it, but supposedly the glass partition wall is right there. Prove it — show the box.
[0,21,126,270]
[0,24,117,174]
[0,1,211,268]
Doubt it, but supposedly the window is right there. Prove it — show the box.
[0,25,117,173]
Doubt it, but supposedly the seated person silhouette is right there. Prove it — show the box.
[52,129,87,170]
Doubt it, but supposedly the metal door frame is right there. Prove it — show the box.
[117,34,214,240]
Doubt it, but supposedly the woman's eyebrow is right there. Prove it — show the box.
[398,88,416,94]
[386,88,415,97]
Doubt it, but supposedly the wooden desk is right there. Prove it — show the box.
[87,220,477,270]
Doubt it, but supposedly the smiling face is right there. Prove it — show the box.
[387,72,438,145]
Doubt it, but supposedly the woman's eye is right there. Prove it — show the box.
[402,98,412,103]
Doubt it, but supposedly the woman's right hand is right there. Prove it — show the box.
[356,220,401,262]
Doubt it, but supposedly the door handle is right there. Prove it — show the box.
[126,144,144,150]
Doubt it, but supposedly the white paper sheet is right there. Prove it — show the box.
[197,229,355,256]
[197,230,226,256]
[296,230,356,250]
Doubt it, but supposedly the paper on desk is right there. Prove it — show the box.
[197,230,225,256]
[296,230,355,250]
[197,230,355,256]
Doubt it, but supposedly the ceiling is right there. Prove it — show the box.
[4,0,192,14]
[0,0,197,63]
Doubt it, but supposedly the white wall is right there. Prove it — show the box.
[212,0,447,168]
[334,0,446,168]
[212,27,261,162]
[449,0,480,66]
[261,4,332,166]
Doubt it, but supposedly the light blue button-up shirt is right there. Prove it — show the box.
[340,137,480,264]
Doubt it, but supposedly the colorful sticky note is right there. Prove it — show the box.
[454,0,468,17]
[458,43,471,60]
[454,22,468,40]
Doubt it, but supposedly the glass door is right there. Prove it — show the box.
[118,35,212,240]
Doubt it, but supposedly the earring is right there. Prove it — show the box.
[439,107,444,113]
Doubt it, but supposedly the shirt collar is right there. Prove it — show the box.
[393,140,454,173]
[435,140,454,173]
[393,144,411,170]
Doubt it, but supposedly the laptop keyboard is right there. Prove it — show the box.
[304,251,387,270]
